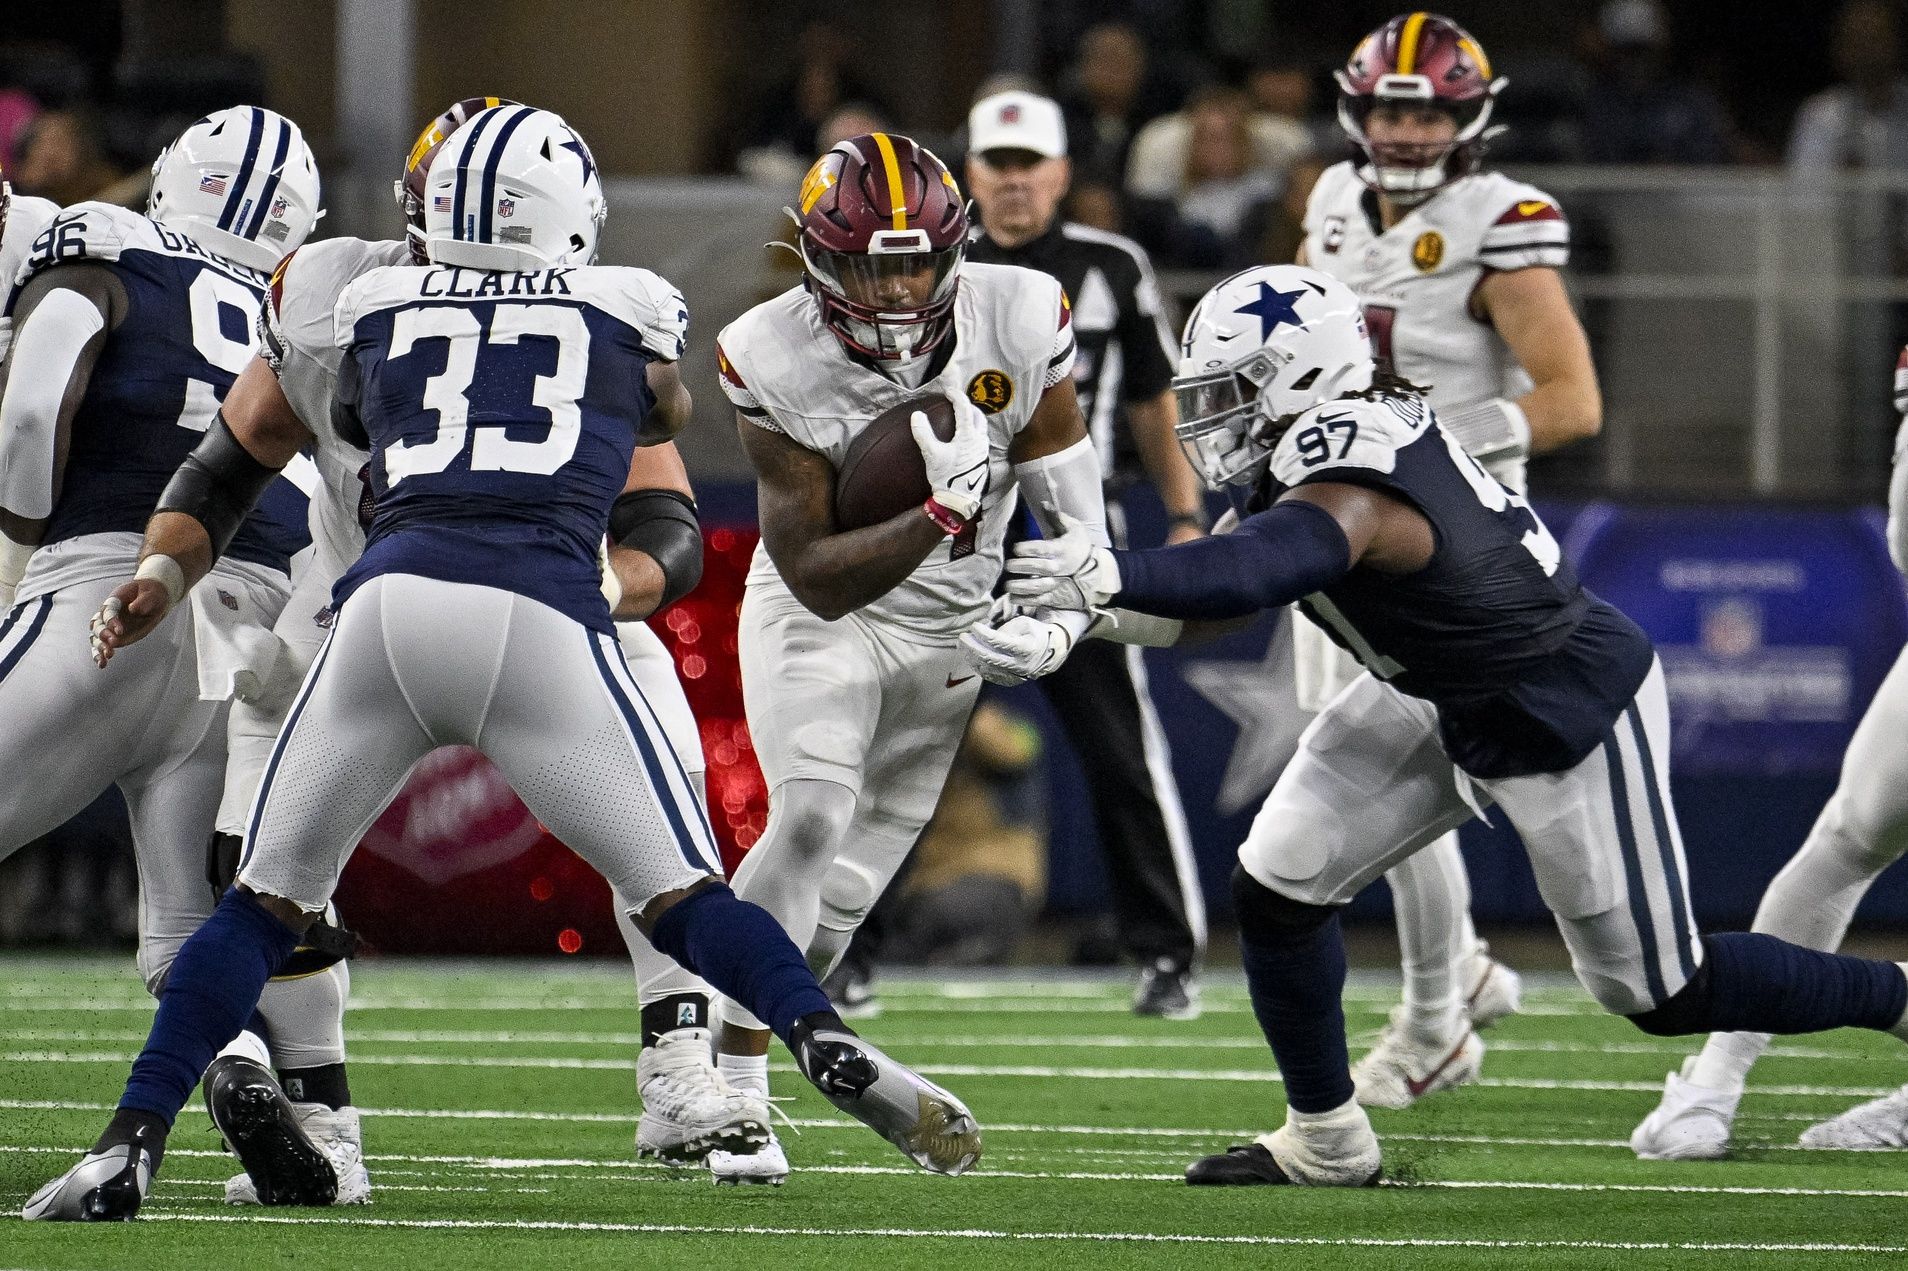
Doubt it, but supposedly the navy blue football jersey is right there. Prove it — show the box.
[330,262,689,633]
[1258,390,1654,777]
[8,203,306,571]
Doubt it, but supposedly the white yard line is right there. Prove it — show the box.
[2,1050,1894,1096]
[111,1212,1908,1253]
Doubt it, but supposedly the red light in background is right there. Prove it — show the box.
[529,876,554,902]
[557,928,583,954]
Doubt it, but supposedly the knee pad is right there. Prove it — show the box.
[818,858,882,932]
[1231,863,1336,939]
[1626,958,1715,1036]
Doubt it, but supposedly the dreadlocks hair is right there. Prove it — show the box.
[1342,368,1433,402]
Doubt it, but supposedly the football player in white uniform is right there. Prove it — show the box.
[1632,348,1908,1157]
[0,106,322,1194]
[194,97,765,1205]
[1295,12,1603,1108]
[0,164,61,399]
[709,132,1111,1182]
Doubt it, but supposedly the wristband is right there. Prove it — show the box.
[135,554,187,606]
[922,496,969,536]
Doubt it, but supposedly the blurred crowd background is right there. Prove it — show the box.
[6,0,1908,961]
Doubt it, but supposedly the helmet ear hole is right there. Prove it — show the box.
[1290,367,1321,392]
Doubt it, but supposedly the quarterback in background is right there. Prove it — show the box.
[1295,10,1603,1108]
[708,132,1111,1183]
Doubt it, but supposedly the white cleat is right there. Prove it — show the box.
[1352,1006,1485,1110]
[793,1026,981,1175]
[636,1028,772,1163]
[1463,945,1523,1030]
[709,1134,790,1186]
[1186,1099,1383,1186]
[225,1105,372,1205]
[23,1143,154,1221]
[1797,1084,1908,1150]
[1629,1058,1740,1161]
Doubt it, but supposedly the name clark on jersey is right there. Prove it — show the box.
[418,267,576,299]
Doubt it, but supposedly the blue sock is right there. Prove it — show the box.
[120,889,299,1125]
[1233,869,1354,1114]
[1633,932,1908,1036]
[648,883,835,1046]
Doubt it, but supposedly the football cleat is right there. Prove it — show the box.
[709,1134,791,1186]
[22,1142,154,1221]
[1463,945,1524,1029]
[203,1055,339,1206]
[1629,1058,1740,1161]
[636,1027,773,1163]
[225,1104,371,1205]
[1133,958,1201,1020]
[1187,1102,1382,1187]
[792,1024,980,1175]
[1797,1084,1908,1150]
[1352,1005,1485,1110]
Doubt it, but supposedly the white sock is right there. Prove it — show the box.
[718,1051,770,1098]
[1686,1029,1773,1092]
[217,1028,273,1067]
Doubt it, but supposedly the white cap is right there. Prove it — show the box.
[968,91,1067,159]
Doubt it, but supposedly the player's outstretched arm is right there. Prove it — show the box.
[90,357,312,667]
[0,265,125,603]
[1475,266,1601,455]
[603,439,701,621]
[1007,482,1431,621]
[737,411,946,622]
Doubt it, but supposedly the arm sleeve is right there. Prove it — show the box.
[1111,498,1351,620]
[0,286,108,520]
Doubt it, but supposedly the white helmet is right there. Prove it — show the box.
[423,105,605,271]
[148,106,321,274]
[1172,265,1376,488]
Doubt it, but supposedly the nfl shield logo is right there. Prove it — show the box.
[271,195,289,217]
[497,197,516,218]
[1001,104,1021,124]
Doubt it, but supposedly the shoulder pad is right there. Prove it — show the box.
[573,266,687,362]
[333,264,417,347]
[16,202,151,282]
[713,288,807,416]
[1270,395,1430,487]
[264,238,406,371]
[1478,176,1569,270]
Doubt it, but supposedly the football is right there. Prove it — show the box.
[832,395,957,530]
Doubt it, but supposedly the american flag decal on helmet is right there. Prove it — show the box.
[200,174,228,195]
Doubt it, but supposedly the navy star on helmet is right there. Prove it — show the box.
[1233,282,1308,341]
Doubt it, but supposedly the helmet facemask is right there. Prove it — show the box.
[802,231,964,363]
[1338,81,1500,202]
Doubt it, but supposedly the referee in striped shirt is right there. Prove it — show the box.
[964,90,1210,1018]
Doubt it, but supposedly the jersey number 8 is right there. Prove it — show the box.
[384,303,589,486]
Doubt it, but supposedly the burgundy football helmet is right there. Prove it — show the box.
[395,96,522,263]
[792,132,968,362]
[1336,12,1506,200]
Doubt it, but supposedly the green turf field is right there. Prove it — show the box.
[1,954,1904,1269]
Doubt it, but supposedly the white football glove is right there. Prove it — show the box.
[911,392,990,520]
[959,611,1077,686]
[1004,516,1122,613]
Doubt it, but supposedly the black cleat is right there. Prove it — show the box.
[203,1055,338,1206]
[1133,958,1201,1020]
[1186,1142,1292,1186]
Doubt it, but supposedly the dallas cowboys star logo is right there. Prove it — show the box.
[559,136,596,183]
[1233,283,1307,340]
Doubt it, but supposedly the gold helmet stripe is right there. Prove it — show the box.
[870,132,908,231]
[1395,11,1430,76]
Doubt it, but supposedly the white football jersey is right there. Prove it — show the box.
[258,237,410,583]
[1301,162,1569,491]
[0,193,60,363]
[717,262,1075,640]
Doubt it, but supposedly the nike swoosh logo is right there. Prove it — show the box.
[946,675,975,688]
[1404,1037,1472,1099]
